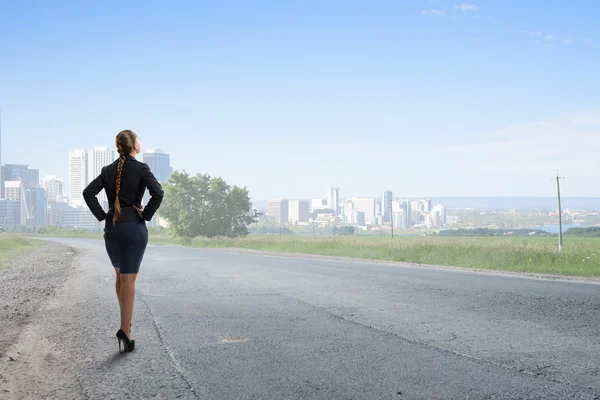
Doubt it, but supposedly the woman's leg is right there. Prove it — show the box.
[119,272,138,338]
[115,267,123,310]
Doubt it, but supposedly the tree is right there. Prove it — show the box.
[160,171,260,238]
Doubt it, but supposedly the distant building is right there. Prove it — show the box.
[421,198,432,213]
[143,149,173,183]
[25,186,46,227]
[350,197,377,225]
[349,210,366,226]
[311,198,327,212]
[41,175,66,203]
[0,199,19,228]
[393,210,407,229]
[89,146,114,209]
[52,202,100,230]
[288,200,310,224]
[381,190,393,223]
[5,181,47,228]
[326,187,339,215]
[69,149,88,207]
[268,198,289,224]
[433,205,447,225]
[1,164,39,198]
[142,149,173,227]
[4,181,27,226]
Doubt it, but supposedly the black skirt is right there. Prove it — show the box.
[104,220,148,274]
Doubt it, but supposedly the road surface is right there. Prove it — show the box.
[2,238,600,399]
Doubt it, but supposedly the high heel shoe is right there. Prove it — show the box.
[116,329,135,353]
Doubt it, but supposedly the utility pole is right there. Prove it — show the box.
[390,198,394,239]
[552,171,565,252]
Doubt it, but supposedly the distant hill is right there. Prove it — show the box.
[427,197,599,211]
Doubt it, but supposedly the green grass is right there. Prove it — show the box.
[0,235,43,267]
[185,236,600,277]
[33,230,600,277]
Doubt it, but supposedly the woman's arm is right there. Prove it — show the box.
[83,174,107,222]
[140,164,164,221]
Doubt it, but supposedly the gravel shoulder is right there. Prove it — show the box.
[0,242,77,358]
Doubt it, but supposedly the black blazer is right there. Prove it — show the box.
[83,156,164,223]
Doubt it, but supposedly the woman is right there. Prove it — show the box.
[83,130,164,353]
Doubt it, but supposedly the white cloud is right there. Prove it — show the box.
[545,44,555,48]
[564,39,573,45]
[433,108,600,196]
[455,4,479,11]
[421,9,445,16]
[544,34,555,41]
[585,37,594,43]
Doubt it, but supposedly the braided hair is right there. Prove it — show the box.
[113,130,138,223]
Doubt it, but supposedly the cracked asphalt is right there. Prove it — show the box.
[1,238,599,399]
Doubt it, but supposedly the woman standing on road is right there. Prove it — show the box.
[83,130,164,353]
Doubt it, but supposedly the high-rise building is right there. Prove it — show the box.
[393,210,407,229]
[350,197,377,225]
[381,190,393,223]
[401,200,411,227]
[433,205,447,225]
[411,201,422,212]
[1,164,39,198]
[5,181,47,228]
[0,199,19,228]
[143,149,173,183]
[421,198,432,213]
[41,175,66,203]
[288,200,310,224]
[25,186,46,227]
[326,187,339,215]
[4,181,27,226]
[311,198,327,212]
[142,149,172,227]
[267,198,289,224]
[88,147,114,209]
[349,210,366,226]
[69,149,88,207]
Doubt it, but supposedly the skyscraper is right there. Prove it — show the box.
[288,200,310,224]
[326,186,339,215]
[381,190,393,223]
[421,198,432,213]
[143,149,173,183]
[267,198,289,224]
[89,146,114,208]
[4,181,27,225]
[69,149,88,207]
[350,197,377,225]
[1,164,39,199]
[41,175,65,203]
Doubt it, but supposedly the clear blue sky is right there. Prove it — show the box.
[1,0,599,199]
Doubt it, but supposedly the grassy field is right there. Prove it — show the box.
[0,235,43,267]
[184,235,600,277]
[32,231,600,277]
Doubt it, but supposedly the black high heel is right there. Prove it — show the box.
[116,329,135,353]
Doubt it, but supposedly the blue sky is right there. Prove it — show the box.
[1,0,599,199]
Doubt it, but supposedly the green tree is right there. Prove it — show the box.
[160,171,260,238]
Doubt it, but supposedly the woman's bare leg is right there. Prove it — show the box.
[119,272,138,338]
[114,267,122,309]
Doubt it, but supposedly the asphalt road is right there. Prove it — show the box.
[2,238,600,399]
